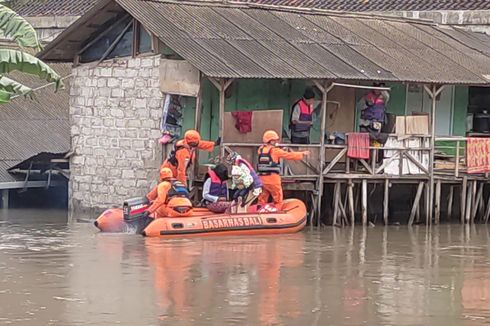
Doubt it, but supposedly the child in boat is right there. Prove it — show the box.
[230,163,260,213]
[202,164,231,213]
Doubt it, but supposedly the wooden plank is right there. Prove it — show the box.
[405,151,429,175]
[461,177,467,224]
[362,179,367,226]
[160,59,200,97]
[455,140,460,178]
[434,180,441,225]
[383,179,389,225]
[473,182,484,222]
[323,148,347,174]
[371,149,376,175]
[359,159,373,175]
[408,181,425,226]
[375,152,400,174]
[348,180,355,226]
[447,186,454,221]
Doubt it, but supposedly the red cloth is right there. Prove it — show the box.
[467,137,490,174]
[347,133,370,159]
[231,111,253,134]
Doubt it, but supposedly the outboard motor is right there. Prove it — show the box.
[123,197,152,234]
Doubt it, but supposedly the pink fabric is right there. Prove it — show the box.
[347,133,370,159]
[467,138,490,174]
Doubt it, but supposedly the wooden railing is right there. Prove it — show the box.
[434,136,467,178]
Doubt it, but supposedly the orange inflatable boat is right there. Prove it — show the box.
[94,198,307,237]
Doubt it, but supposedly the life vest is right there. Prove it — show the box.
[236,157,263,187]
[257,145,281,174]
[207,169,228,198]
[166,180,190,203]
[166,140,195,169]
[290,99,313,133]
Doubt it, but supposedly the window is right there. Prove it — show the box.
[80,16,153,63]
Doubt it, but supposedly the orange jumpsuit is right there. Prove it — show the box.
[161,139,215,186]
[257,146,303,208]
[147,181,172,218]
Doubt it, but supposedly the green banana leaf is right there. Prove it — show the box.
[0,75,32,97]
[0,88,11,103]
[0,49,63,90]
[0,4,41,51]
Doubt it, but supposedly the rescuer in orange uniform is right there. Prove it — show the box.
[161,130,220,186]
[257,130,309,208]
[146,167,191,218]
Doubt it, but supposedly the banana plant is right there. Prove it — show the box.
[0,3,63,103]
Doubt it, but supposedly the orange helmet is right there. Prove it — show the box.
[159,167,173,180]
[184,130,201,146]
[263,130,280,143]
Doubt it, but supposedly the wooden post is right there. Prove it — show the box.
[361,179,367,226]
[461,177,467,224]
[348,180,355,226]
[424,84,444,225]
[314,80,333,225]
[1,189,8,209]
[447,185,454,221]
[465,181,473,223]
[473,182,484,222]
[383,179,389,225]
[192,73,203,183]
[208,77,233,159]
[409,181,425,226]
[434,180,441,224]
[455,141,460,178]
[484,192,490,224]
[333,182,339,226]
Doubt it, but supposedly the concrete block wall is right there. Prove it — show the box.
[69,55,164,217]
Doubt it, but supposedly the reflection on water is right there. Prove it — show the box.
[1,209,490,325]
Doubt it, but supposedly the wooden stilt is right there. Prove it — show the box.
[447,185,454,221]
[473,182,483,222]
[465,181,473,224]
[362,179,367,226]
[348,180,355,226]
[383,179,389,225]
[484,192,490,224]
[461,177,467,224]
[409,181,424,226]
[425,181,430,226]
[435,180,441,225]
[333,182,340,226]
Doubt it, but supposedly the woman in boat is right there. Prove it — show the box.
[202,164,231,213]
[230,163,259,213]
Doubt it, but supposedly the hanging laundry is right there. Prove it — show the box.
[231,111,253,134]
[347,133,370,159]
[467,137,490,173]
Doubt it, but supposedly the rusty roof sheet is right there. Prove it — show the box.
[0,63,71,182]
[40,0,490,84]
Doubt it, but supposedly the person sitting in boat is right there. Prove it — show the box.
[202,163,231,213]
[145,167,192,218]
[230,164,257,213]
[161,129,221,186]
[257,130,309,209]
[226,151,262,195]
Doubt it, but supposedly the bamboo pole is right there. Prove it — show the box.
[362,179,367,226]
[447,185,454,221]
[434,180,441,224]
[465,181,473,224]
[383,179,389,225]
[409,181,425,226]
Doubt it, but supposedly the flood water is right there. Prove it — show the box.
[1,209,490,325]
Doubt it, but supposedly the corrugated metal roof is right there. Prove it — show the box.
[11,0,98,17]
[39,0,490,84]
[232,0,490,11]
[0,161,21,182]
[117,0,490,84]
[0,63,71,182]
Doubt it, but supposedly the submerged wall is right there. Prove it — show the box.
[69,55,163,216]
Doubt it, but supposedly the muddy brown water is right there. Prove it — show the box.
[1,209,490,326]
